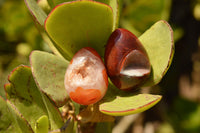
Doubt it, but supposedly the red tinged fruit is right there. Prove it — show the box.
[64,47,108,105]
[105,28,151,90]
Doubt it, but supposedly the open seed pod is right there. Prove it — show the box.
[64,47,108,105]
[105,28,151,90]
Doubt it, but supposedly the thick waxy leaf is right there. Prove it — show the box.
[121,0,171,35]
[96,0,121,29]
[0,96,33,133]
[45,0,113,59]
[95,0,110,5]
[25,0,65,57]
[99,84,162,116]
[51,0,73,7]
[4,65,63,132]
[35,115,49,133]
[100,94,161,116]
[139,20,174,87]
[109,0,121,29]
[30,50,69,107]
[24,0,47,26]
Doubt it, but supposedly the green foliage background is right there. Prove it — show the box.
[0,0,200,132]
[0,0,47,98]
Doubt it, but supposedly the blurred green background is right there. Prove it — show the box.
[0,0,200,133]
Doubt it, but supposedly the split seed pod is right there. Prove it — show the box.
[105,28,151,90]
[64,47,108,105]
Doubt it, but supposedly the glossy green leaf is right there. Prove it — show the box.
[4,65,63,132]
[139,20,174,87]
[109,0,121,29]
[38,0,51,14]
[96,0,121,29]
[45,0,114,59]
[30,50,69,107]
[51,0,73,7]
[99,84,162,116]
[25,0,64,57]
[47,118,75,133]
[24,0,47,26]
[35,115,49,133]
[95,0,110,5]
[41,93,64,130]
[121,0,171,36]
[0,96,33,133]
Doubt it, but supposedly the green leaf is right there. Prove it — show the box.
[139,20,174,87]
[5,65,64,132]
[109,0,121,29]
[121,0,171,36]
[35,115,49,133]
[41,93,64,130]
[99,83,162,116]
[30,50,69,107]
[96,0,121,29]
[62,118,76,133]
[51,0,74,7]
[0,96,33,133]
[95,0,110,5]
[25,0,65,57]
[100,92,162,116]
[37,0,51,14]
[24,0,47,26]
[45,0,114,59]
[47,0,55,8]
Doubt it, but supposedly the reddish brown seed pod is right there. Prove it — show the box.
[64,47,108,105]
[104,28,151,90]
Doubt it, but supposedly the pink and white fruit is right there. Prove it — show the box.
[64,47,108,105]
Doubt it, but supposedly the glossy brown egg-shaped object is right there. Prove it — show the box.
[104,28,151,90]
